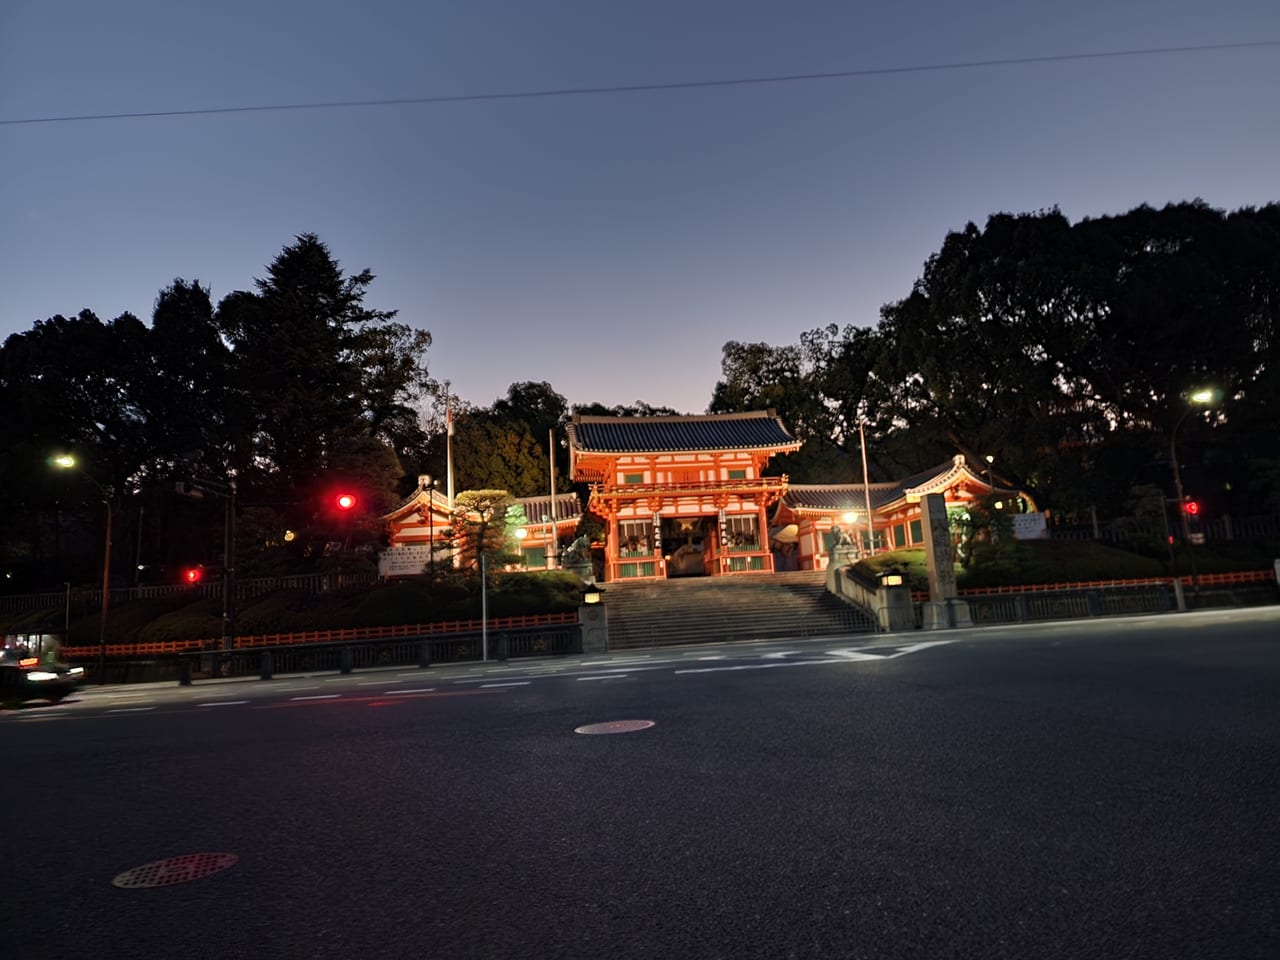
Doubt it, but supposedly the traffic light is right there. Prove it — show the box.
[335,492,357,511]
[184,566,203,585]
[1181,499,1201,516]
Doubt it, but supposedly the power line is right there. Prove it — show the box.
[3,39,1278,127]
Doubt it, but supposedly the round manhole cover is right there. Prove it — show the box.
[574,719,655,735]
[112,853,239,889]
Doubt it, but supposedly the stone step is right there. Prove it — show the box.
[601,572,877,650]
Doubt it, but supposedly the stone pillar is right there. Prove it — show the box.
[579,602,608,653]
[919,493,972,629]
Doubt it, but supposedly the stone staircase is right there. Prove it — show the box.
[601,570,879,650]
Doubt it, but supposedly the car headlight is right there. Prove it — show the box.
[27,671,59,681]
[69,667,86,678]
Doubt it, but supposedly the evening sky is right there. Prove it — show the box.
[3,1,1278,413]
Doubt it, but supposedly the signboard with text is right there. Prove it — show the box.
[378,545,431,578]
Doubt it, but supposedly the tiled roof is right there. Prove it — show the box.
[781,483,904,513]
[567,410,800,454]
[512,492,581,524]
[382,484,582,524]
[781,455,1023,515]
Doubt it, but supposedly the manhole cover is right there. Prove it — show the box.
[574,719,655,735]
[112,853,239,889]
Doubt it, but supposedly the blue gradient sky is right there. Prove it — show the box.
[3,1,1278,414]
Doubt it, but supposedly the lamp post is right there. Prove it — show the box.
[53,455,111,683]
[1170,389,1216,539]
[175,475,238,649]
[1169,388,1216,599]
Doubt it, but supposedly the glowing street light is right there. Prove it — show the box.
[841,510,861,557]
[53,454,111,683]
[1170,388,1217,540]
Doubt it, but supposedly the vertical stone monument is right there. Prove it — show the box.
[919,493,972,629]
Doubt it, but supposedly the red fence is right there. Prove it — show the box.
[910,568,1276,602]
[61,611,579,660]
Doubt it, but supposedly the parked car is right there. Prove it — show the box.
[0,646,85,706]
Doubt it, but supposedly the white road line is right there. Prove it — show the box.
[454,675,541,685]
[381,688,436,695]
[675,661,826,675]
[890,640,954,656]
[357,680,401,686]
[291,694,341,701]
[107,707,157,714]
[576,675,627,681]
[581,657,652,665]
[481,681,530,688]
[197,700,250,707]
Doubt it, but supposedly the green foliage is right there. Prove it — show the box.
[449,415,549,496]
[1247,459,1280,515]
[1109,483,1174,565]
[574,508,607,545]
[451,490,516,575]
[856,540,1178,591]
[954,496,1026,575]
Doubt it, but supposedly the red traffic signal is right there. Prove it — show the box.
[1181,499,1201,516]
[184,566,203,584]
[335,492,357,511]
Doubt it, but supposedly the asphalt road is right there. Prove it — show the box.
[4,607,1279,959]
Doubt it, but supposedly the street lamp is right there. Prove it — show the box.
[1170,388,1217,539]
[841,510,860,557]
[53,455,111,683]
[1169,388,1217,599]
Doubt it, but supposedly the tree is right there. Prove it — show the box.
[449,415,548,496]
[140,279,236,474]
[450,490,517,576]
[0,310,155,586]
[215,234,432,521]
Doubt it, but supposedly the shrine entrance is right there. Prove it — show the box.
[662,517,711,577]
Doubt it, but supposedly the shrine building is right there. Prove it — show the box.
[378,411,1038,580]
[567,411,802,580]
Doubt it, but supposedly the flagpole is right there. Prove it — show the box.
[444,380,455,512]
[547,427,557,569]
[860,417,876,556]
